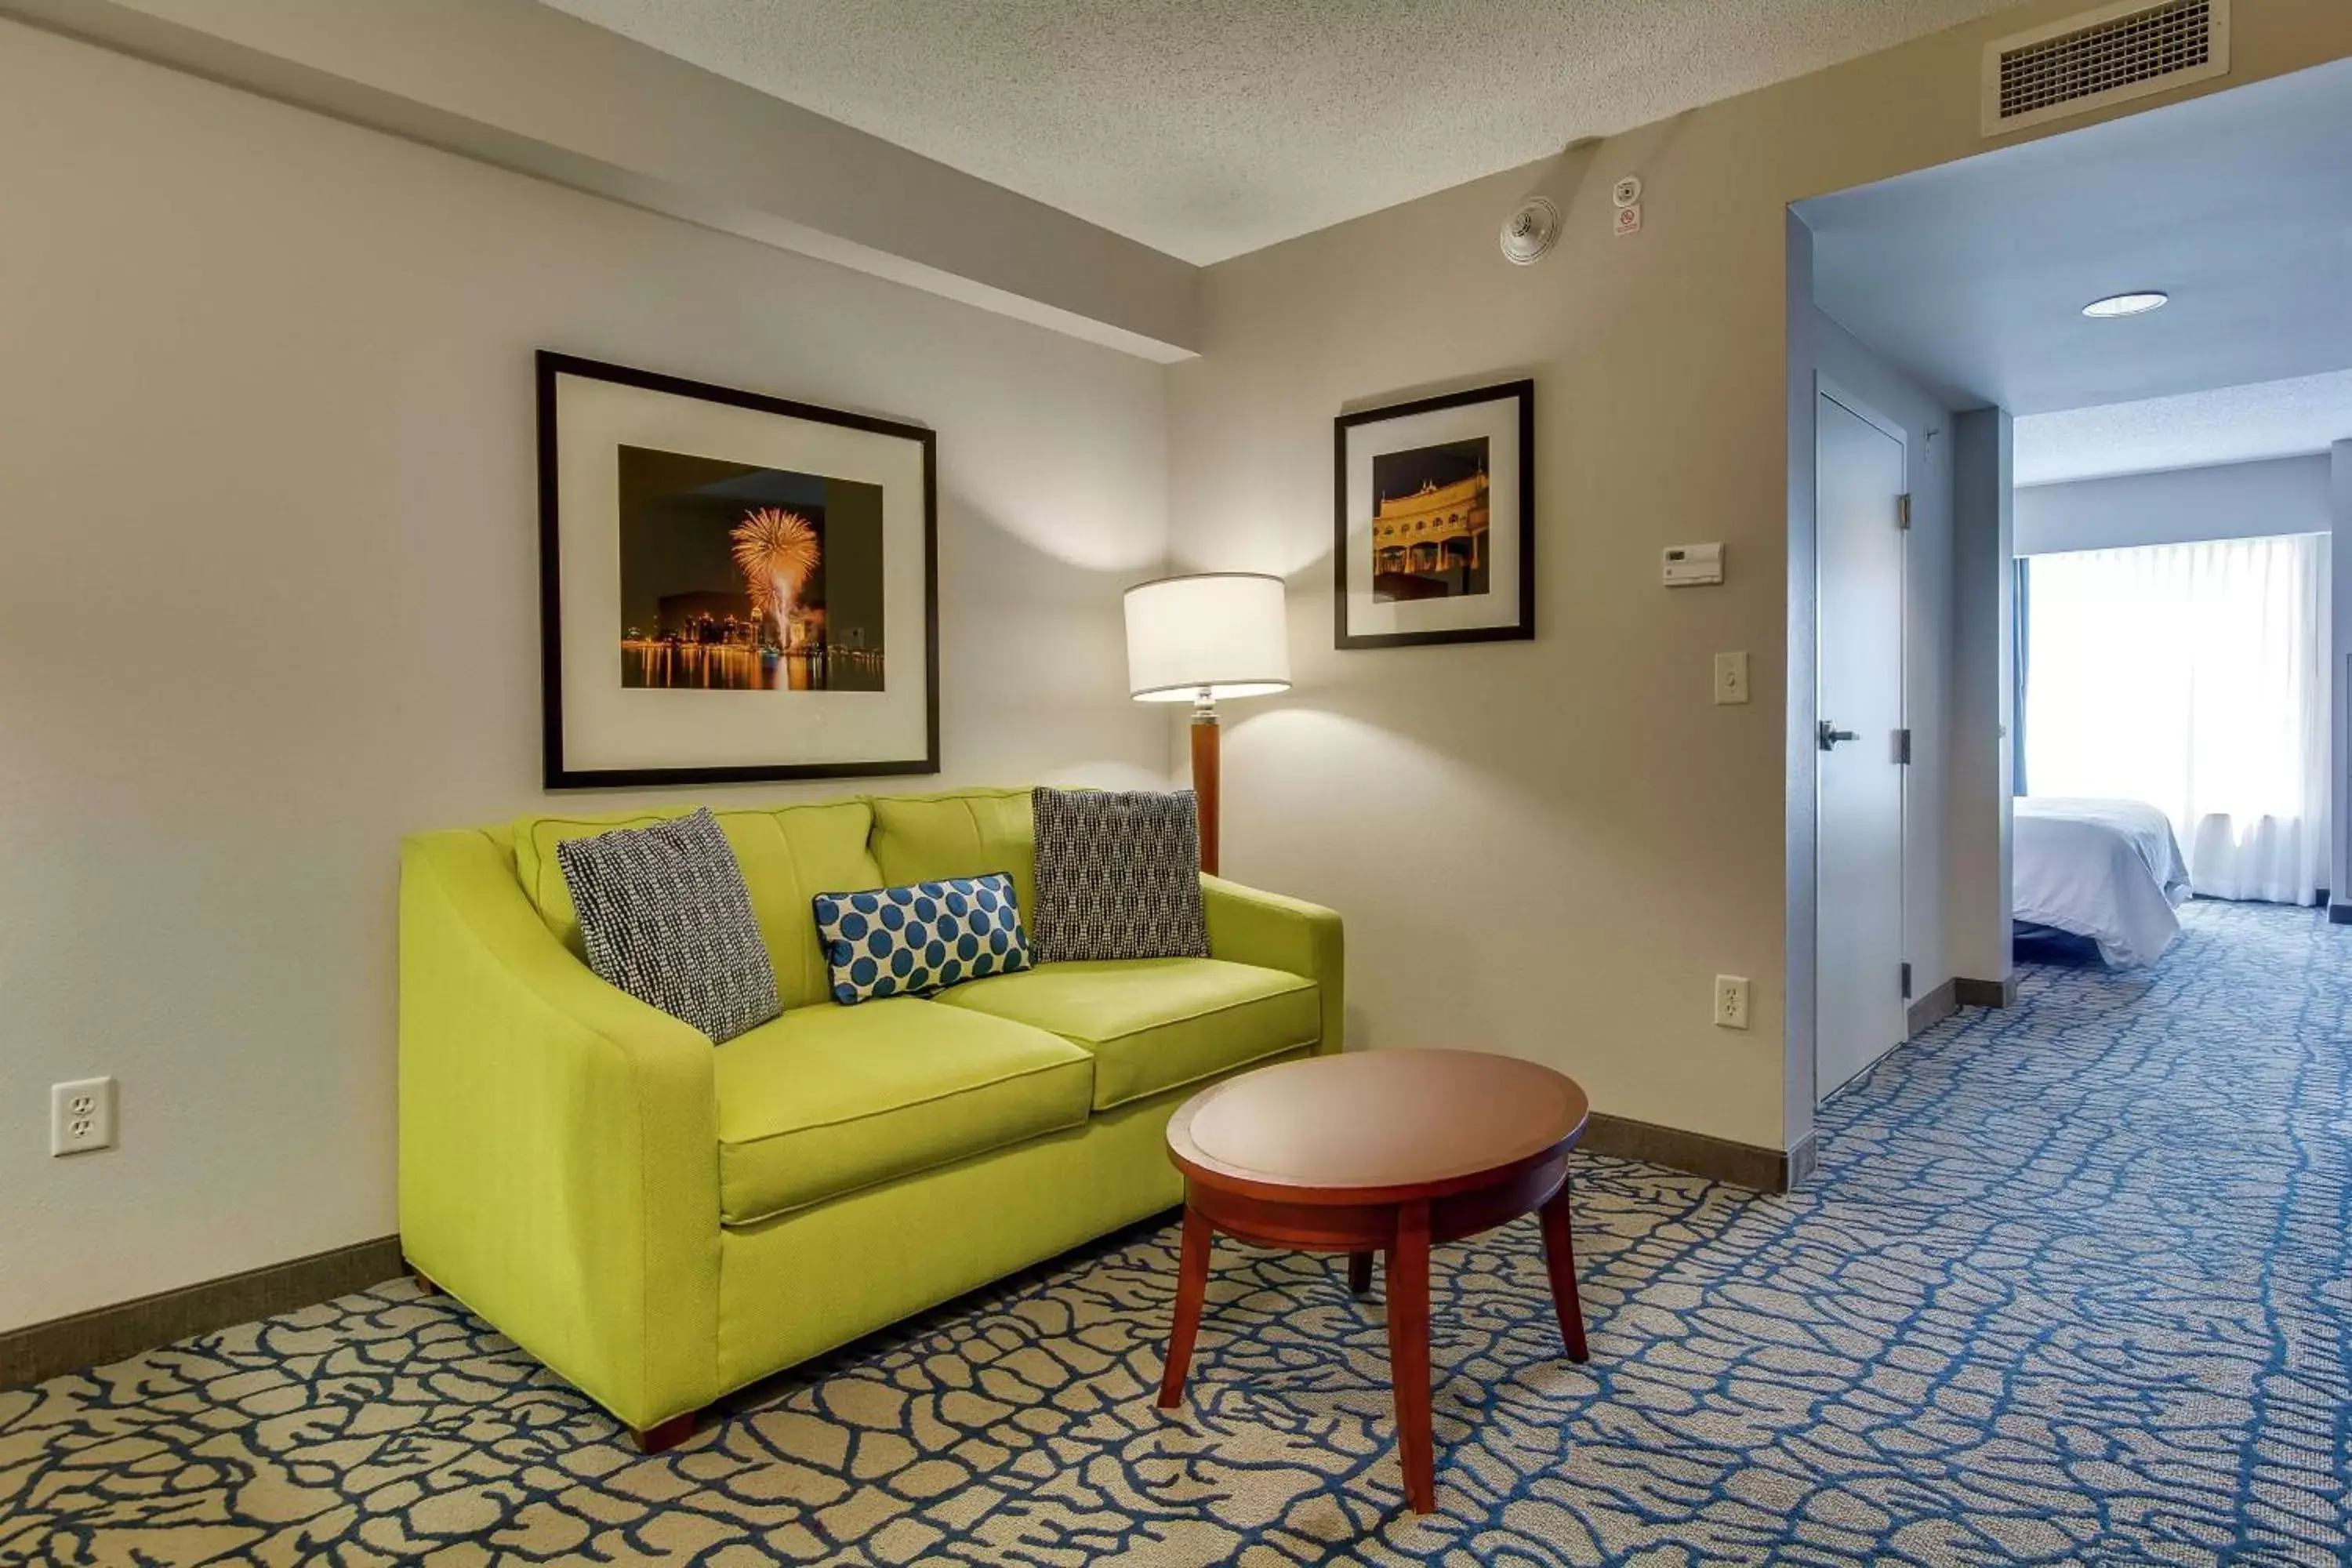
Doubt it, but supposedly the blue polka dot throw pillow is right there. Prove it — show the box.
[811,873,1033,1005]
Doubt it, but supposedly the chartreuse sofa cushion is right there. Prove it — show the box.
[398,787,1344,1438]
[936,957,1319,1109]
[713,997,1091,1224]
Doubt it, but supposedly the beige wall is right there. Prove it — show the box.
[0,0,1200,358]
[0,22,1173,1331]
[1167,0,2352,1150]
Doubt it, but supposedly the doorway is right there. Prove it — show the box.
[1796,52,2352,1016]
[1815,382,1909,1100]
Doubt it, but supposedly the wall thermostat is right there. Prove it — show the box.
[1612,175,1643,209]
[1663,543,1724,586]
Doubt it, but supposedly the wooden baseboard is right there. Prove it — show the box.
[1583,1112,1809,1194]
[2330,903,2352,927]
[1906,978,1959,1036]
[0,1235,404,1391]
[1953,974,2017,1007]
[0,1104,1837,1389]
[4,1093,1860,1388]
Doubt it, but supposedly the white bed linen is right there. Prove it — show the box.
[2013,797,2193,968]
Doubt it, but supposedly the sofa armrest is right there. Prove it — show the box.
[399,829,720,1430]
[1202,874,1345,1056]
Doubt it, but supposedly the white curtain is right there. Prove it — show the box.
[2024,532,2332,906]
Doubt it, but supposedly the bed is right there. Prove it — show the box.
[2013,797,2193,968]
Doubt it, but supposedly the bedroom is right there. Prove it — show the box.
[2012,414,2334,966]
[1794,45,2350,1102]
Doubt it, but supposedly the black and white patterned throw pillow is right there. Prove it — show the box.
[556,808,780,1044]
[1030,787,1209,963]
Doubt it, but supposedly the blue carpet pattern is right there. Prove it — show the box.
[3,901,2347,1564]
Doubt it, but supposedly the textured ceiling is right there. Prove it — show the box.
[539,0,2013,263]
[2015,369,2352,486]
[1805,54,2352,416]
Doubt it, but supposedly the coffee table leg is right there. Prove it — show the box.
[1538,1181,1590,1364]
[1385,1199,1436,1514]
[1348,1250,1374,1296]
[1156,1205,1214,1408]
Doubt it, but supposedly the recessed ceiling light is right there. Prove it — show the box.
[2082,292,2169,318]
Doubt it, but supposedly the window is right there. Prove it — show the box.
[2022,532,2331,905]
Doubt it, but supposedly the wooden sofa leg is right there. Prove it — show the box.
[409,1268,441,1297]
[631,1412,695,1454]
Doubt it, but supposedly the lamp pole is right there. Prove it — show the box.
[1191,686,1221,876]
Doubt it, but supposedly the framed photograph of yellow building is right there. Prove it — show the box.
[1334,379,1534,649]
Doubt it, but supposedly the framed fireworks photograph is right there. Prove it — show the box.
[1333,379,1534,649]
[536,352,938,788]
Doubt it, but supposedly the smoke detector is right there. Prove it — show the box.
[1500,197,1560,267]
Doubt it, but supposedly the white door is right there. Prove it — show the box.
[1816,387,1907,1101]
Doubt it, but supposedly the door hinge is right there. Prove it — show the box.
[1896,492,1912,529]
[1900,961,1913,1000]
[1896,728,1913,764]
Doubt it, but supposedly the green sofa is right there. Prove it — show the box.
[397,786,1343,1446]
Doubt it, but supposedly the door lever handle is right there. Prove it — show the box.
[1817,720,1859,750]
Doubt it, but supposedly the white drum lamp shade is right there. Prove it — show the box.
[1124,573,1292,702]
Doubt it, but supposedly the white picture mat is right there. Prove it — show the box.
[1341,397,1523,638]
[555,373,931,773]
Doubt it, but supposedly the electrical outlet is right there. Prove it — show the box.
[1713,976,1751,1030]
[51,1077,117,1156]
[1712,652,1750,706]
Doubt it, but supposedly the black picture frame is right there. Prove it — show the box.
[1333,379,1536,649]
[535,350,941,789]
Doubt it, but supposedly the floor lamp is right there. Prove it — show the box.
[1123,573,1293,876]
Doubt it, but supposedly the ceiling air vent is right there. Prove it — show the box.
[1983,0,2229,136]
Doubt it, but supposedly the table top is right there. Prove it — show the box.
[1166,1049,1589,1201]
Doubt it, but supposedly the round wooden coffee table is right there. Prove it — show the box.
[1156,1049,1592,1514]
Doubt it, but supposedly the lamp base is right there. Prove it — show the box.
[1190,693,1220,877]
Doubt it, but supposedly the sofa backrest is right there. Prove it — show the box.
[868,787,1040,924]
[511,800,881,1011]
[508,787,1037,1011]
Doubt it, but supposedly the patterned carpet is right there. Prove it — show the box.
[5,901,2347,1566]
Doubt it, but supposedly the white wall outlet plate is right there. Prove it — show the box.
[1713,652,1750,706]
[51,1076,117,1156]
[1713,976,1751,1030]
